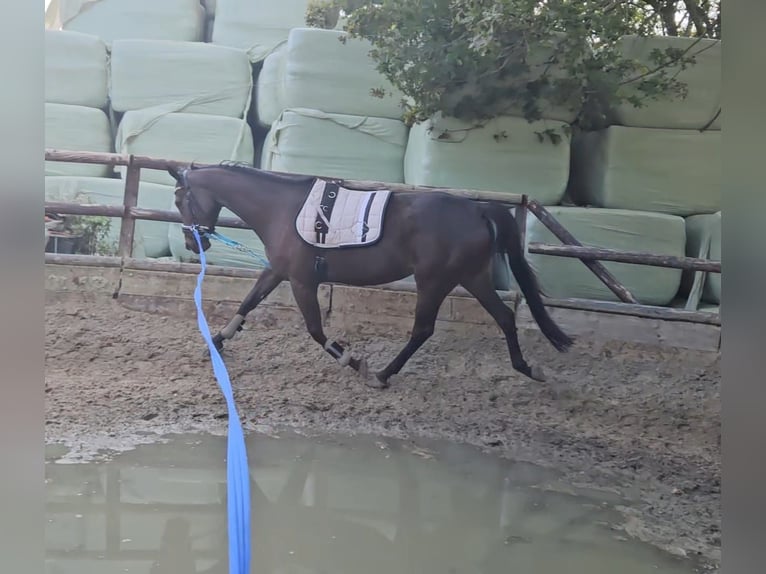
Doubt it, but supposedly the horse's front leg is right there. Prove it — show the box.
[289,279,369,379]
[212,268,283,352]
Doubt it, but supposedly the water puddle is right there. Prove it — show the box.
[45,431,703,573]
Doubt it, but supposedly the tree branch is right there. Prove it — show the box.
[618,35,710,86]
[683,0,711,36]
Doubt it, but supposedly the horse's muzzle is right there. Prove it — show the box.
[185,233,211,254]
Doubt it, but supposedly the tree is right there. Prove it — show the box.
[636,1,721,38]
[307,0,720,136]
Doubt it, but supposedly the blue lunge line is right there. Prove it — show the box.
[191,228,251,574]
[209,231,271,269]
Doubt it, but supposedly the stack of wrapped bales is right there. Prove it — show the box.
[566,36,721,307]
[107,38,265,266]
[110,39,256,186]
[45,29,187,257]
[569,37,721,216]
[257,27,409,183]
[211,0,314,63]
[46,0,205,44]
[569,36,721,216]
[45,29,112,178]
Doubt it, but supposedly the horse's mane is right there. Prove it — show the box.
[196,161,318,185]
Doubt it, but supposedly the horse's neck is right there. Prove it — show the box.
[215,180,302,238]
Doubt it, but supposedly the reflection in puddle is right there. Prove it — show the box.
[45,432,701,574]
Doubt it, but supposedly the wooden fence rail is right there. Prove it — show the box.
[46,149,526,204]
[43,148,721,324]
[44,201,251,229]
[527,243,722,273]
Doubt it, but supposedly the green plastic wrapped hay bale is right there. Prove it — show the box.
[53,0,205,44]
[261,108,408,183]
[404,114,569,204]
[116,110,255,186]
[110,39,253,119]
[281,28,406,120]
[614,35,721,130]
[255,41,287,128]
[211,0,313,62]
[514,207,686,306]
[45,30,108,109]
[685,211,721,304]
[167,198,268,269]
[45,103,113,178]
[571,126,721,216]
[45,176,175,258]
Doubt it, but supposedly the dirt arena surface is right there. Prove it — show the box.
[45,293,721,569]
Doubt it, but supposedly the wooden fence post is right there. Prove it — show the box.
[117,156,140,258]
[516,194,528,247]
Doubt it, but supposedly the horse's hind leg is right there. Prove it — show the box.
[460,271,546,382]
[289,279,368,377]
[212,268,283,351]
[375,279,456,388]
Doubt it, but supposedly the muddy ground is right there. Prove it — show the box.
[45,293,721,569]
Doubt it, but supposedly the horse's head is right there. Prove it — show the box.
[168,165,220,254]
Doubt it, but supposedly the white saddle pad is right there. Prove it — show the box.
[295,178,392,249]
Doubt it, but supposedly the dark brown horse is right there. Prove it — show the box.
[168,162,573,388]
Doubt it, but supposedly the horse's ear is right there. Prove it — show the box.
[167,166,183,184]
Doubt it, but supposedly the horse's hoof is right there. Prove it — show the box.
[354,359,388,389]
[364,371,390,390]
[212,334,225,352]
[205,340,224,360]
[529,365,546,382]
[365,371,391,389]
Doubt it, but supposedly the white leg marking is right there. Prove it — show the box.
[220,314,245,339]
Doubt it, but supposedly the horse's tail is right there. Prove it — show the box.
[483,203,574,353]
